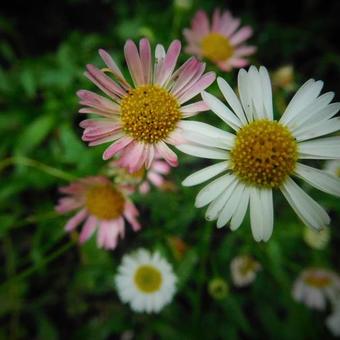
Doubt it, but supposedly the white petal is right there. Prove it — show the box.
[280,177,330,230]
[182,161,228,186]
[230,188,250,231]
[202,91,242,131]
[195,174,232,208]
[238,68,253,122]
[217,181,246,228]
[294,117,340,141]
[217,77,247,125]
[294,163,340,197]
[205,176,238,221]
[259,66,273,120]
[249,187,273,242]
[280,79,323,125]
[298,136,340,159]
[176,144,228,159]
[180,120,235,149]
[248,66,266,120]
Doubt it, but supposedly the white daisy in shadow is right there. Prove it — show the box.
[178,66,340,241]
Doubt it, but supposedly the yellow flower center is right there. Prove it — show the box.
[239,257,259,276]
[201,33,234,62]
[120,85,181,143]
[230,120,298,188]
[304,273,332,288]
[86,184,125,220]
[134,265,162,293]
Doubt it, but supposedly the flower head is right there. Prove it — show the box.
[115,249,177,313]
[293,268,340,310]
[230,255,261,287]
[208,277,229,299]
[179,66,340,241]
[78,38,215,172]
[109,156,171,194]
[183,9,256,71]
[56,176,140,250]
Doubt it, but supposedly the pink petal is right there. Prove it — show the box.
[192,10,210,36]
[234,45,257,57]
[86,64,126,97]
[139,38,152,84]
[79,216,97,243]
[148,172,164,187]
[177,71,216,104]
[55,198,83,213]
[181,101,209,115]
[211,8,222,32]
[156,40,182,86]
[65,209,87,232]
[124,40,144,86]
[117,141,146,173]
[98,49,131,89]
[88,132,124,147]
[152,161,171,174]
[183,28,201,45]
[139,181,150,194]
[166,129,187,145]
[77,89,120,113]
[145,144,155,169]
[103,137,134,160]
[229,58,250,68]
[79,107,118,118]
[230,26,253,45]
[124,202,141,231]
[220,15,240,37]
[156,142,178,167]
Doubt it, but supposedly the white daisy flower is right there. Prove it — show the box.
[178,66,340,241]
[292,268,340,310]
[115,249,177,313]
[230,255,261,287]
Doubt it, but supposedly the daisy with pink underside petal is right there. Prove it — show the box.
[183,9,256,71]
[109,156,171,194]
[78,38,215,172]
[56,176,140,250]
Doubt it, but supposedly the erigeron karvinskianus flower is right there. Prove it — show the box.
[293,268,340,310]
[78,38,215,172]
[179,66,340,241]
[183,9,256,71]
[115,249,177,313]
[230,255,261,287]
[109,156,171,194]
[56,176,140,250]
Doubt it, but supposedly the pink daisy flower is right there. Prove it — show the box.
[110,156,171,194]
[183,9,256,71]
[55,176,140,250]
[78,38,215,172]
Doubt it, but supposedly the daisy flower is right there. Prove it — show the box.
[78,38,215,172]
[183,9,256,71]
[56,176,140,250]
[326,300,340,337]
[230,255,261,287]
[292,268,340,310]
[179,66,340,241]
[109,156,171,194]
[115,249,177,313]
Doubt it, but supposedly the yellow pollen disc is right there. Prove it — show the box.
[86,185,125,220]
[134,265,162,293]
[120,85,181,143]
[304,274,331,288]
[201,33,234,62]
[230,119,298,188]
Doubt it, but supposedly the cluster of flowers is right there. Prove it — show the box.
[55,9,340,321]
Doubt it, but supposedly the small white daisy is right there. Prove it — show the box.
[115,249,177,313]
[178,66,340,241]
[230,255,261,287]
[292,268,340,310]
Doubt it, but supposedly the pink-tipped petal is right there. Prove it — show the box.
[192,10,210,36]
[139,38,152,84]
[139,181,150,194]
[64,209,87,232]
[103,137,133,160]
[152,161,171,174]
[181,101,210,116]
[124,202,141,231]
[211,8,222,32]
[230,26,253,45]
[79,216,97,243]
[234,45,257,57]
[178,71,216,104]
[156,40,182,86]
[148,172,164,187]
[124,40,144,86]
[221,16,240,37]
[98,49,130,89]
[156,142,178,167]
[77,90,120,113]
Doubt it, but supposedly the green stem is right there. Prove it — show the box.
[0,156,77,182]
[0,241,74,288]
